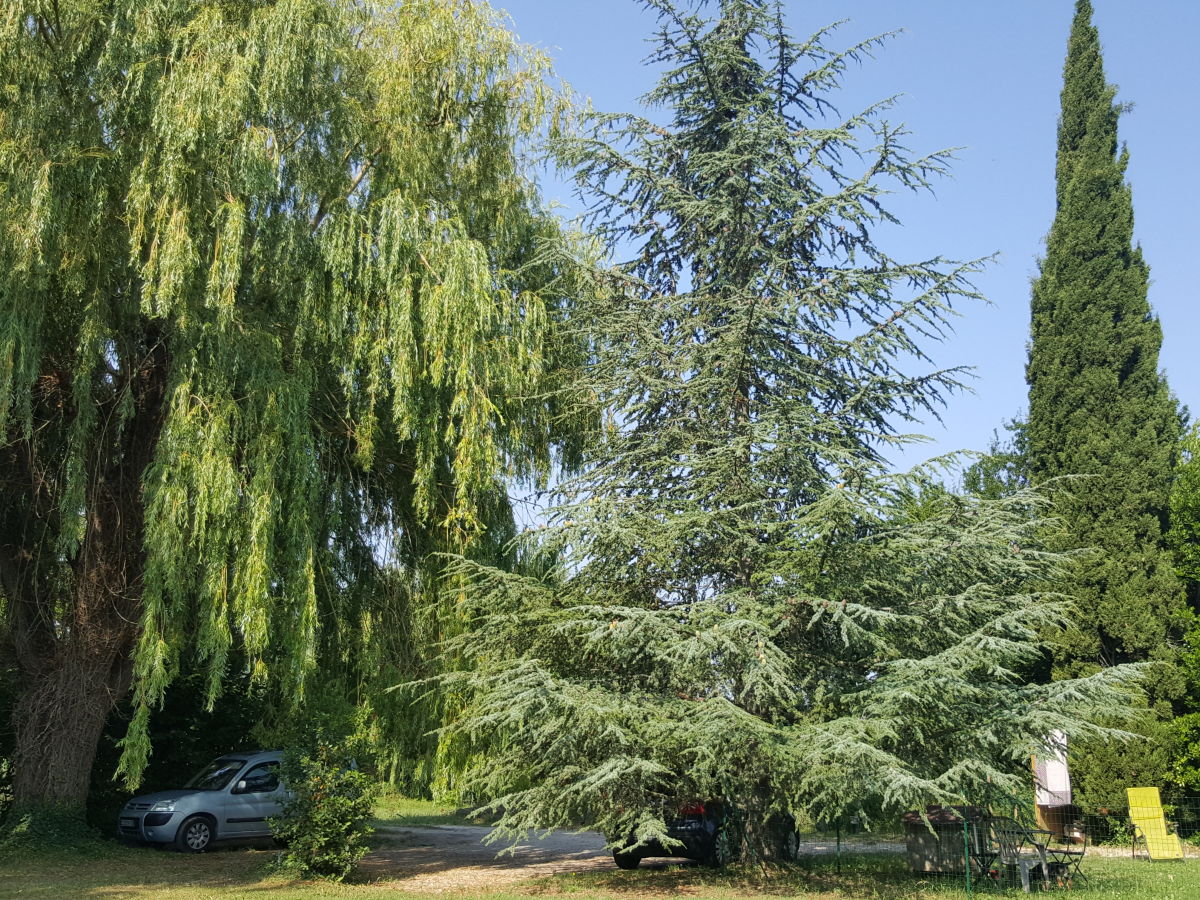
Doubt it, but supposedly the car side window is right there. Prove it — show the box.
[238,761,280,793]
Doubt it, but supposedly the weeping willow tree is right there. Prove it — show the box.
[429,0,1142,861]
[0,0,588,816]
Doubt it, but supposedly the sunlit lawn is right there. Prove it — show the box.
[370,793,489,828]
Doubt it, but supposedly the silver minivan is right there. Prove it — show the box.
[117,749,286,851]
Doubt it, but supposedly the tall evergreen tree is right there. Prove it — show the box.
[430,0,1139,861]
[0,0,586,819]
[1168,425,1200,597]
[1025,1,1186,705]
[961,423,1029,503]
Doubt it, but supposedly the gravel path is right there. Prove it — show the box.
[796,835,906,856]
[360,824,616,891]
[358,825,907,892]
[356,823,1198,892]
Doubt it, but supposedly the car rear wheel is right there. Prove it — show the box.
[705,830,732,868]
[775,828,800,861]
[175,815,214,852]
[768,814,800,861]
[613,851,641,869]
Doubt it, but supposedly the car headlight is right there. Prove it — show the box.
[150,800,176,812]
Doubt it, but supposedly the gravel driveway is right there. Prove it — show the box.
[358,824,906,892]
[360,824,617,891]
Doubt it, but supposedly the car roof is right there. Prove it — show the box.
[215,749,283,762]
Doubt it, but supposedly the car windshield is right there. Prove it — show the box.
[185,757,246,791]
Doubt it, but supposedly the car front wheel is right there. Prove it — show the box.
[175,815,215,852]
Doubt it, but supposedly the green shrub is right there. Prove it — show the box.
[0,803,100,852]
[1068,717,1176,811]
[0,756,11,824]
[270,738,378,881]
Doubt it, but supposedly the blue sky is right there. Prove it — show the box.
[496,0,1200,474]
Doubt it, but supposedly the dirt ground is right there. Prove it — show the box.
[359,825,908,892]
[361,825,616,891]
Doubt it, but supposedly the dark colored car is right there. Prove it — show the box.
[612,801,725,869]
[612,802,799,869]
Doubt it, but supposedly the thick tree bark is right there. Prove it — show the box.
[4,333,167,815]
[11,654,131,807]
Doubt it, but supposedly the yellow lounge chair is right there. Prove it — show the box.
[1126,787,1185,860]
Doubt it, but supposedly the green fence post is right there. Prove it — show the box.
[963,819,973,898]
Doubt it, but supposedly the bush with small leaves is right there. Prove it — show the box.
[270,741,377,881]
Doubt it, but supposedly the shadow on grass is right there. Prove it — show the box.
[530,851,1200,899]
[524,853,969,899]
[0,841,287,898]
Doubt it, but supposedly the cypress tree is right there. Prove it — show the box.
[431,0,1140,861]
[1026,1,1186,707]
[1168,425,1200,595]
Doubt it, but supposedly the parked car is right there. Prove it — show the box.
[611,801,799,869]
[612,801,725,869]
[117,750,285,851]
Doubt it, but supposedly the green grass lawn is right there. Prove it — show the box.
[3,802,1199,900]
[3,846,1199,899]
[550,853,1200,899]
[370,793,490,827]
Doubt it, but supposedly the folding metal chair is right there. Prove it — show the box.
[987,816,1053,893]
[1041,830,1087,888]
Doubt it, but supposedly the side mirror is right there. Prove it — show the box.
[234,779,247,793]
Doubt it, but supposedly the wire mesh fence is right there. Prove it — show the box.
[783,800,1200,897]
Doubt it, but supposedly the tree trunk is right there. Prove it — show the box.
[8,519,143,814]
[3,334,167,817]
[11,653,132,808]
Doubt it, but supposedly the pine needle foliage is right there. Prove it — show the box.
[1025,1,1186,701]
[0,0,588,809]
[427,0,1141,861]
